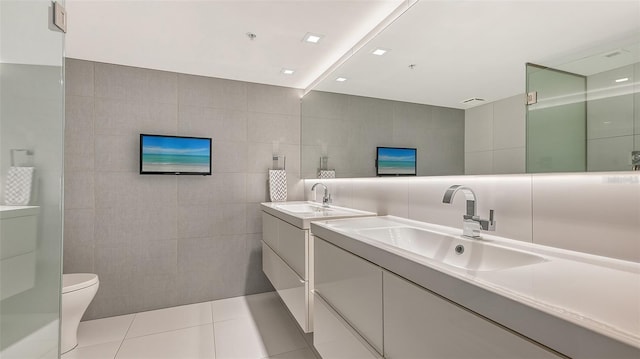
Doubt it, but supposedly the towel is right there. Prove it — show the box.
[268,169,287,202]
[5,167,34,205]
[318,170,336,179]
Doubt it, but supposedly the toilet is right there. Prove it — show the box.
[61,273,99,354]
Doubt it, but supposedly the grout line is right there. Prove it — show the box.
[210,300,217,356]
[112,313,136,358]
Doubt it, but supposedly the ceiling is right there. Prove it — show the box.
[313,0,640,109]
[65,1,640,108]
[65,0,407,90]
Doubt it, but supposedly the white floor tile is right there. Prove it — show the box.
[126,302,212,338]
[77,314,135,348]
[212,291,276,323]
[62,341,121,359]
[214,299,307,359]
[116,324,215,359]
[265,347,318,359]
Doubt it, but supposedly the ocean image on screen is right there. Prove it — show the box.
[378,148,416,175]
[142,136,210,173]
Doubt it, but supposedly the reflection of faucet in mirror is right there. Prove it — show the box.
[311,182,332,207]
[442,185,495,238]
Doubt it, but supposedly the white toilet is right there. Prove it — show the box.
[61,273,99,354]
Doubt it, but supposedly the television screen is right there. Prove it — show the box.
[140,134,212,175]
[376,147,417,176]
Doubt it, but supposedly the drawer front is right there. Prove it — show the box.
[261,212,307,280]
[313,292,382,359]
[1,215,38,260]
[383,271,561,359]
[261,212,279,250]
[314,237,383,354]
[277,220,307,279]
[262,241,309,332]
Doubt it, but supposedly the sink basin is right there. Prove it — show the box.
[275,203,332,214]
[261,201,376,229]
[355,226,546,272]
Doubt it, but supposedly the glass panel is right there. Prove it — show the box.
[1,1,64,358]
[526,64,587,173]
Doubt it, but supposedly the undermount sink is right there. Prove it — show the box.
[348,222,546,272]
[261,201,376,230]
[275,203,333,214]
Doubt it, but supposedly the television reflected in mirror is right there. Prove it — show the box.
[376,147,417,176]
[140,134,212,175]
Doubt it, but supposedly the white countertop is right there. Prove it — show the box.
[0,205,39,219]
[311,216,640,358]
[261,201,376,229]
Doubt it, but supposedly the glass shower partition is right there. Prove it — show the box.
[526,63,587,173]
[1,1,65,358]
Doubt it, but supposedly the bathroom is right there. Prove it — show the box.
[0,0,638,358]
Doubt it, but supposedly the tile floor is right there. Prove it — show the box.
[62,292,319,359]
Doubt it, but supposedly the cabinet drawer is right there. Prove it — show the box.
[262,241,309,332]
[1,215,37,260]
[383,270,560,359]
[313,292,382,359]
[314,237,383,354]
[261,212,307,279]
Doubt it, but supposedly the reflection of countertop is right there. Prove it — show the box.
[311,216,640,358]
[0,205,39,218]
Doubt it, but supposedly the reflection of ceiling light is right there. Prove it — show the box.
[303,33,323,43]
[335,77,347,82]
[615,77,629,83]
[372,48,388,56]
[281,68,295,75]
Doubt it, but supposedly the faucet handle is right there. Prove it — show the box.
[485,209,496,231]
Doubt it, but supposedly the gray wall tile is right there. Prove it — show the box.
[65,58,94,97]
[178,74,247,110]
[65,59,297,319]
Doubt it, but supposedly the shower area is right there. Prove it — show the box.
[526,43,640,173]
[1,1,65,357]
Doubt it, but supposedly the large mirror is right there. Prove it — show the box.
[301,1,640,178]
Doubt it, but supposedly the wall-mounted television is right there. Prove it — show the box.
[140,134,212,175]
[376,147,417,176]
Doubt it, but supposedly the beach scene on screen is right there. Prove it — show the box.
[378,148,416,175]
[142,136,210,173]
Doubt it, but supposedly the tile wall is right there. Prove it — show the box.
[304,172,640,263]
[64,59,303,319]
[464,94,526,175]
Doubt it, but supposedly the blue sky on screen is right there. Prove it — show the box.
[143,136,210,156]
[378,148,416,162]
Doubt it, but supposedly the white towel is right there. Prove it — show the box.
[268,169,287,202]
[5,167,34,205]
[318,170,336,179]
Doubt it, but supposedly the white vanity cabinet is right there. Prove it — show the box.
[314,237,383,357]
[312,232,560,359]
[261,202,376,334]
[262,212,311,332]
[0,206,39,300]
[383,271,560,359]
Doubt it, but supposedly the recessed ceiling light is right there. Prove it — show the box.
[615,77,629,83]
[303,32,324,44]
[372,48,388,56]
[281,68,295,75]
[335,77,347,82]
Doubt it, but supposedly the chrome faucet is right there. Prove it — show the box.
[442,185,495,238]
[311,182,332,207]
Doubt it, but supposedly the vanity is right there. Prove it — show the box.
[260,201,376,333]
[311,216,640,359]
[0,206,39,300]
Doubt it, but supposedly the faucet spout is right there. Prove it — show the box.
[311,182,332,207]
[442,185,495,238]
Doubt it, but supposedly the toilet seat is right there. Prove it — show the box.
[63,273,98,294]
